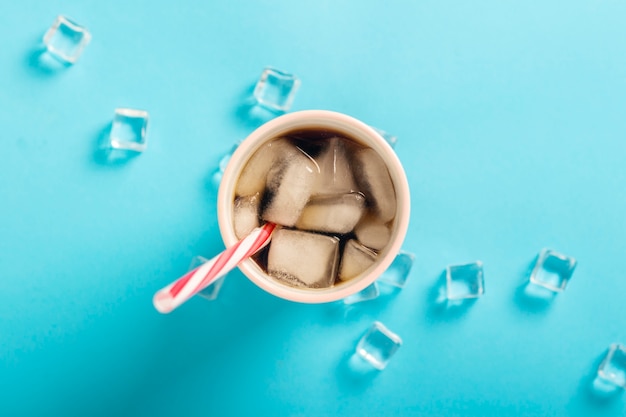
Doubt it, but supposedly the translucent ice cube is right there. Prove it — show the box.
[353,148,396,222]
[343,281,380,305]
[43,15,91,64]
[267,229,339,288]
[378,251,415,288]
[210,141,241,189]
[295,192,365,234]
[597,343,626,389]
[219,144,238,173]
[311,137,357,195]
[446,261,485,300]
[354,215,391,250]
[356,321,402,370]
[339,239,378,281]
[109,108,149,152]
[261,148,319,227]
[233,194,260,239]
[253,67,300,112]
[529,249,577,292]
[235,138,297,197]
[188,256,226,301]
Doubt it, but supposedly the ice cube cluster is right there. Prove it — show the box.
[233,134,396,288]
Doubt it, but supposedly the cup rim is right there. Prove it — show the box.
[217,110,410,303]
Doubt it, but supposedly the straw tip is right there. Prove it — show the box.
[153,292,174,314]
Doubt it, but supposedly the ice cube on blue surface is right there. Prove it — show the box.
[597,343,626,389]
[343,282,380,305]
[529,249,576,292]
[356,321,402,370]
[188,256,226,301]
[210,142,240,188]
[218,144,237,173]
[253,67,300,112]
[378,251,415,288]
[446,261,484,300]
[109,108,149,152]
[43,15,91,63]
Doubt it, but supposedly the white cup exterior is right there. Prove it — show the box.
[217,110,410,303]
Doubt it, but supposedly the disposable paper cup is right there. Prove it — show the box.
[218,110,410,303]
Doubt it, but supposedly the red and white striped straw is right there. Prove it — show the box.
[153,222,277,314]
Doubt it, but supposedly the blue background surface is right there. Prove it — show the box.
[2,1,626,416]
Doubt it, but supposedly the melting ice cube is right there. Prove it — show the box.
[311,137,357,195]
[233,194,260,239]
[354,215,391,250]
[267,229,339,288]
[352,148,396,222]
[235,137,297,197]
[295,192,365,234]
[339,239,378,281]
[261,148,319,227]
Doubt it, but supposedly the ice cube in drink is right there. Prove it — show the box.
[233,130,397,289]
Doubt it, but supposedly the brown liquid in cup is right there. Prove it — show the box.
[232,129,397,289]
